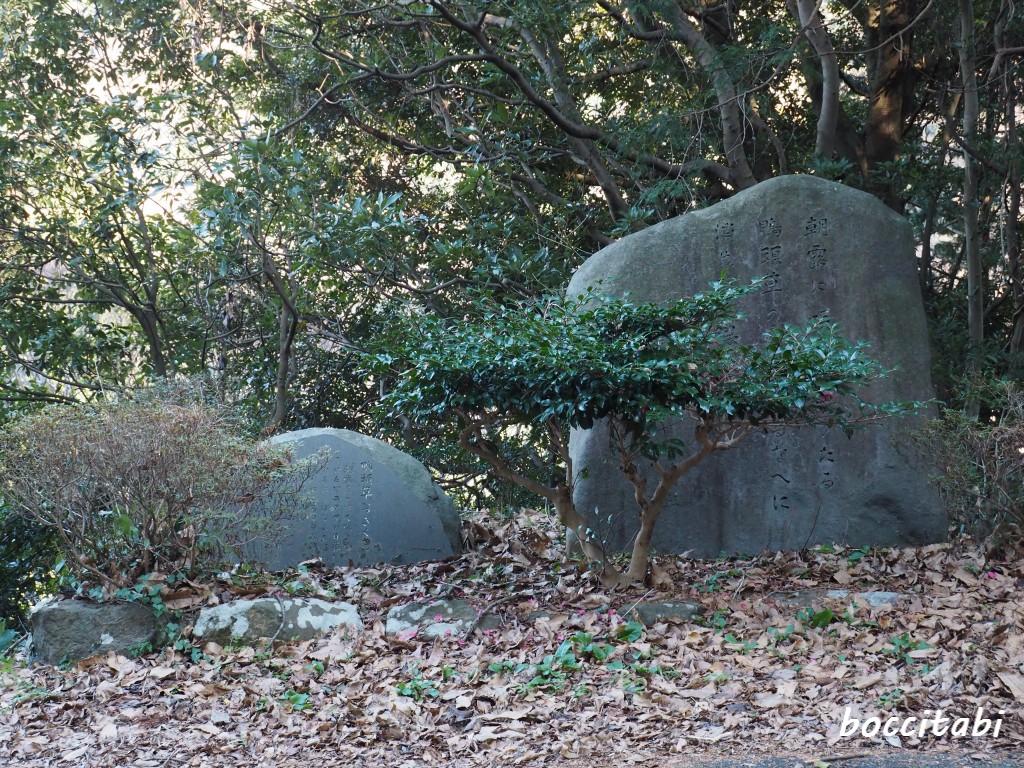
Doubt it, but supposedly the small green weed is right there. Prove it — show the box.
[883,633,934,672]
[517,638,582,692]
[396,671,441,700]
[278,690,312,711]
[487,620,661,695]
[571,631,613,661]
[722,632,757,653]
[694,609,729,632]
[879,687,905,709]
[692,569,744,593]
[487,659,517,675]
[847,545,872,565]
[614,620,645,642]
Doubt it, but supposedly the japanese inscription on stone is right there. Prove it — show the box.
[566,174,946,557]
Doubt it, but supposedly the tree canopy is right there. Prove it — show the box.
[1,0,1022,486]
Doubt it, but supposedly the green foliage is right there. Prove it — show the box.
[0,379,318,589]
[518,638,584,692]
[278,690,313,712]
[396,670,442,701]
[846,546,872,565]
[0,619,18,656]
[614,620,645,643]
[486,619,660,695]
[692,569,745,594]
[694,610,730,633]
[0,0,1019,526]
[882,632,934,673]
[879,688,906,710]
[797,608,839,629]
[0,503,59,631]
[370,279,908,578]
[373,280,895,437]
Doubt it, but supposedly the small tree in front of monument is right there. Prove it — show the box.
[369,280,913,586]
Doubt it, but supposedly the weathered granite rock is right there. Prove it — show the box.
[248,428,461,569]
[567,175,946,557]
[192,598,362,645]
[31,600,157,664]
[839,590,904,608]
[627,601,704,627]
[385,599,502,639]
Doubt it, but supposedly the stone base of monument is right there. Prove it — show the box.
[566,175,947,557]
[192,597,363,646]
[31,600,157,664]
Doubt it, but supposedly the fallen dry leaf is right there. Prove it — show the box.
[0,513,1019,768]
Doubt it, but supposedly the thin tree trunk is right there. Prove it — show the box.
[959,0,984,384]
[995,0,1024,360]
[623,501,662,584]
[456,416,624,585]
[663,6,758,189]
[270,302,295,431]
[794,0,839,158]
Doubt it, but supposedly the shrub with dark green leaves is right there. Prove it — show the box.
[0,504,58,634]
[0,381,315,590]
[368,279,912,586]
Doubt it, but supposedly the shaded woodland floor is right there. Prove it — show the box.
[1,510,1022,767]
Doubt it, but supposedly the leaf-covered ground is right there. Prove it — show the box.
[2,510,1022,767]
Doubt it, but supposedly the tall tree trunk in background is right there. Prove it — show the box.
[264,254,299,434]
[662,5,759,189]
[994,0,1024,362]
[864,1,914,166]
[958,0,984,393]
[794,0,839,159]
[1004,79,1024,361]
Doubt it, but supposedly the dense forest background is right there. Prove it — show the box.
[1,0,1023,498]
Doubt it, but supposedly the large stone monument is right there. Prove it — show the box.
[567,175,946,556]
[248,428,461,569]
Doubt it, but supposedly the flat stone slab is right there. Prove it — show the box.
[31,600,157,664]
[247,428,461,569]
[193,597,362,646]
[626,601,705,627]
[385,599,502,640]
[772,589,906,611]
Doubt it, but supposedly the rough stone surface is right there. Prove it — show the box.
[773,589,906,611]
[192,598,362,646]
[830,589,904,607]
[31,600,157,664]
[385,599,502,639]
[567,175,946,557]
[627,601,704,627]
[248,428,461,569]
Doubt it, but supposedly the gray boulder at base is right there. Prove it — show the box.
[249,428,461,569]
[31,600,156,664]
[567,175,946,557]
[627,601,705,627]
[385,599,502,639]
[772,589,906,611]
[192,598,362,645]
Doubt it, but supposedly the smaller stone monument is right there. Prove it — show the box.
[248,428,461,569]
